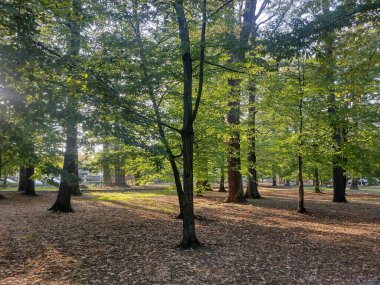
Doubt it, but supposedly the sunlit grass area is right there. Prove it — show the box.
[88,188,178,214]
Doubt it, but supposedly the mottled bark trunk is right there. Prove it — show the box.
[284,179,290,187]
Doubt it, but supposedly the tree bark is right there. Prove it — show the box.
[49,0,81,212]
[246,87,261,199]
[298,155,306,213]
[226,79,245,203]
[314,167,322,193]
[114,161,126,187]
[18,166,27,192]
[322,1,347,203]
[218,167,226,192]
[174,0,202,249]
[226,0,256,204]
[102,143,112,187]
[24,166,36,196]
[272,176,277,187]
[49,128,77,212]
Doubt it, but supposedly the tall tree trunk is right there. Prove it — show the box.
[272,176,277,186]
[321,1,347,203]
[49,127,77,212]
[297,59,306,213]
[49,0,81,212]
[24,166,36,196]
[314,167,322,193]
[298,155,306,213]
[218,167,226,192]
[0,152,4,198]
[246,87,261,199]
[174,0,202,249]
[18,166,27,192]
[69,125,81,196]
[226,79,245,203]
[102,143,112,187]
[226,0,256,203]
[350,178,359,190]
[114,161,126,187]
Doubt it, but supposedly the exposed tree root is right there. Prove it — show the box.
[21,192,38,197]
[333,195,348,203]
[174,213,208,221]
[177,239,203,250]
[297,207,307,214]
[174,212,183,219]
[48,202,74,213]
[245,192,262,199]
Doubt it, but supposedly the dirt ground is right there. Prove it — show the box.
[0,188,379,285]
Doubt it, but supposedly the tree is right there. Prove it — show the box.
[49,0,83,212]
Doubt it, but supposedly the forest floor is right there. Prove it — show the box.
[0,187,379,285]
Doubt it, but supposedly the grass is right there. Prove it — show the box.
[88,188,178,214]
[0,186,58,192]
[90,188,176,201]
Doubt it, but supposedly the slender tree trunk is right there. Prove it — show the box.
[272,176,277,186]
[298,155,306,213]
[314,167,322,193]
[350,178,359,190]
[218,167,226,192]
[175,0,202,249]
